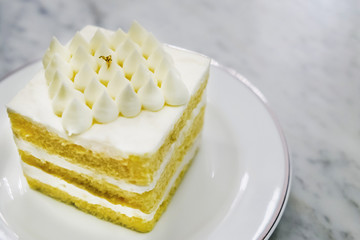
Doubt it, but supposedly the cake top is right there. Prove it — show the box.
[8,25,210,157]
[43,21,189,135]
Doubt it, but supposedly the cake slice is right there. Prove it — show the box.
[7,22,210,232]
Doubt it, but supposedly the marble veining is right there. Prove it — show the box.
[1,0,360,239]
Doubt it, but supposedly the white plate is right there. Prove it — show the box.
[0,61,291,240]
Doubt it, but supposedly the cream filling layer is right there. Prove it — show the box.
[15,92,205,193]
[22,135,201,221]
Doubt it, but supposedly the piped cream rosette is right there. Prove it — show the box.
[42,22,189,135]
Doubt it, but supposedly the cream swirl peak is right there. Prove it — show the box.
[42,21,189,135]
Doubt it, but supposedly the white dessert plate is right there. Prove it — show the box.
[0,60,291,240]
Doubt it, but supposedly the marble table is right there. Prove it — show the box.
[0,0,359,239]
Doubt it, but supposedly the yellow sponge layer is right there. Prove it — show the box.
[25,152,196,233]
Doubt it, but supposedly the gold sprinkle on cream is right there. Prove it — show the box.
[99,55,112,68]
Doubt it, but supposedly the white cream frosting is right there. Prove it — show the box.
[128,21,148,46]
[94,43,113,59]
[116,82,141,117]
[84,76,106,107]
[38,23,199,135]
[123,49,145,77]
[70,45,96,72]
[7,25,210,157]
[42,37,70,68]
[130,64,151,91]
[92,90,119,123]
[147,46,166,71]
[115,38,138,64]
[138,76,164,111]
[106,70,128,99]
[154,57,172,84]
[48,71,72,99]
[51,82,74,116]
[162,68,190,106]
[110,29,127,50]
[141,33,160,58]
[45,54,72,85]
[21,136,200,221]
[97,61,121,84]
[90,29,110,51]
[73,64,97,91]
[69,32,89,54]
[62,98,93,135]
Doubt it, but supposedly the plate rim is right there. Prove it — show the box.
[210,59,291,240]
[0,59,291,240]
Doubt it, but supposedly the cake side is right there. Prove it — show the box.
[13,99,205,213]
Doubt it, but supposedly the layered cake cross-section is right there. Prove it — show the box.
[7,22,210,232]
